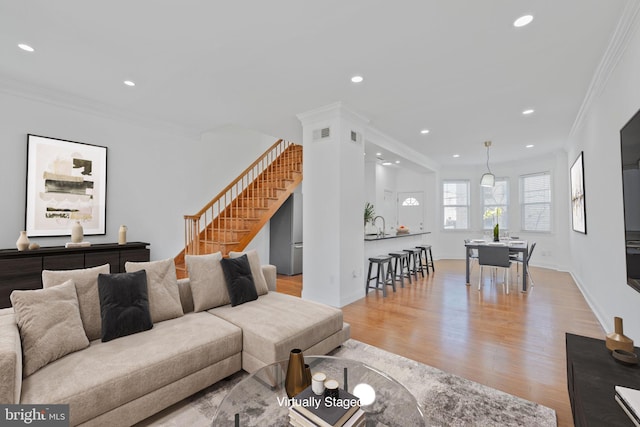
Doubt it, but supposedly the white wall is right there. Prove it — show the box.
[566,16,640,341]
[374,164,397,233]
[364,165,436,232]
[436,152,570,271]
[0,91,276,261]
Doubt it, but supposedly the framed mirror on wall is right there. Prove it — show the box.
[620,108,640,293]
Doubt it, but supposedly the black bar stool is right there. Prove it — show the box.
[416,244,435,274]
[389,251,412,287]
[365,255,395,297]
[403,248,424,279]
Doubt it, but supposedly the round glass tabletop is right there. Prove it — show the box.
[213,355,427,426]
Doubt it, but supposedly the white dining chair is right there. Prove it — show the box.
[477,245,512,294]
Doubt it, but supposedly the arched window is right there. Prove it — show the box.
[402,197,420,206]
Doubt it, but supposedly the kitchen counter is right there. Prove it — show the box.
[363,231,433,292]
[364,231,431,241]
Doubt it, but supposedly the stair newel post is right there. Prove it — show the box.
[184,217,189,256]
[210,207,214,253]
[193,217,200,255]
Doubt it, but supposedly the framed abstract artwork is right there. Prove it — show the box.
[570,151,587,234]
[26,134,107,237]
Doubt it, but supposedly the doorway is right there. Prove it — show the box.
[397,191,424,232]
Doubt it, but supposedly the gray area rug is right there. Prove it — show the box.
[138,339,556,426]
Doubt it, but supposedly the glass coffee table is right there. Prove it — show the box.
[213,355,427,426]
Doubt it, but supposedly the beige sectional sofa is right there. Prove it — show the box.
[0,252,350,426]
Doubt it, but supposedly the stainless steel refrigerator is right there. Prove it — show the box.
[269,192,302,275]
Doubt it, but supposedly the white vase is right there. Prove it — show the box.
[16,231,30,251]
[118,225,127,245]
[71,221,84,243]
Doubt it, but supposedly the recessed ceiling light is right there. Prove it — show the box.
[420,129,430,134]
[376,152,382,156]
[522,109,535,115]
[351,75,364,83]
[18,43,34,52]
[382,161,392,166]
[514,15,534,28]
[453,154,460,158]
[526,144,534,148]
[124,80,136,87]
[395,160,400,164]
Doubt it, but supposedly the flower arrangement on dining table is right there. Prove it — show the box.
[483,207,503,241]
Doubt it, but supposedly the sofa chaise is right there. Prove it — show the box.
[0,250,350,426]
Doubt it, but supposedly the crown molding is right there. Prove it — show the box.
[0,74,201,140]
[296,101,371,127]
[568,0,640,140]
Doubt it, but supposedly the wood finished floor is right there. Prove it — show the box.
[276,260,604,427]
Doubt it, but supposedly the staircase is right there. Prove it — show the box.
[175,139,302,278]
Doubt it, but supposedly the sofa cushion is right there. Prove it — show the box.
[221,254,258,306]
[125,258,184,322]
[98,271,153,342]
[42,264,110,341]
[10,280,89,377]
[177,278,195,314]
[185,252,230,311]
[0,313,22,404]
[20,312,242,426]
[209,292,343,365]
[229,250,269,295]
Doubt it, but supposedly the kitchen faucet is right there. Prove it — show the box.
[373,215,386,237]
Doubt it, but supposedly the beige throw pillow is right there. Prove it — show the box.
[125,258,184,323]
[42,264,110,341]
[10,280,89,377]
[185,252,229,311]
[229,250,269,295]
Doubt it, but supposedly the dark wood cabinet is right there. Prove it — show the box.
[566,333,640,426]
[0,242,150,308]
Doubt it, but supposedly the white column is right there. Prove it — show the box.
[297,102,368,307]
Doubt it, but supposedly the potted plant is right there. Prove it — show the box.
[364,202,375,226]
[483,207,503,242]
[364,203,377,235]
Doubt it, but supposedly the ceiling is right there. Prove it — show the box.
[0,1,628,166]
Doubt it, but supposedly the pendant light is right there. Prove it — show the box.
[480,140,495,187]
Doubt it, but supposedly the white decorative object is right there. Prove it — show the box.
[65,242,91,248]
[118,225,127,245]
[71,221,83,243]
[16,231,30,251]
[312,372,326,395]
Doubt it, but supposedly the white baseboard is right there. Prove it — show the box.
[568,271,609,333]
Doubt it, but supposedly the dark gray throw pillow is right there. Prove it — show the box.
[98,270,153,342]
[220,254,258,306]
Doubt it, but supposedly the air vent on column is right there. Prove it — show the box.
[350,130,362,143]
[313,127,331,141]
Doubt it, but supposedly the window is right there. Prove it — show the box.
[442,180,470,229]
[520,172,551,231]
[482,178,509,230]
[402,197,420,206]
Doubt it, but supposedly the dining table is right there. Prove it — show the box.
[465,239,530,292]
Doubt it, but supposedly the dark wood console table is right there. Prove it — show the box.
[0,242,150,308]
[566,332,640,426]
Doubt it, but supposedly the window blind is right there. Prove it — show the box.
[521,173,551,231]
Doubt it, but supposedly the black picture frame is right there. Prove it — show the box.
[570,151,587,234]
